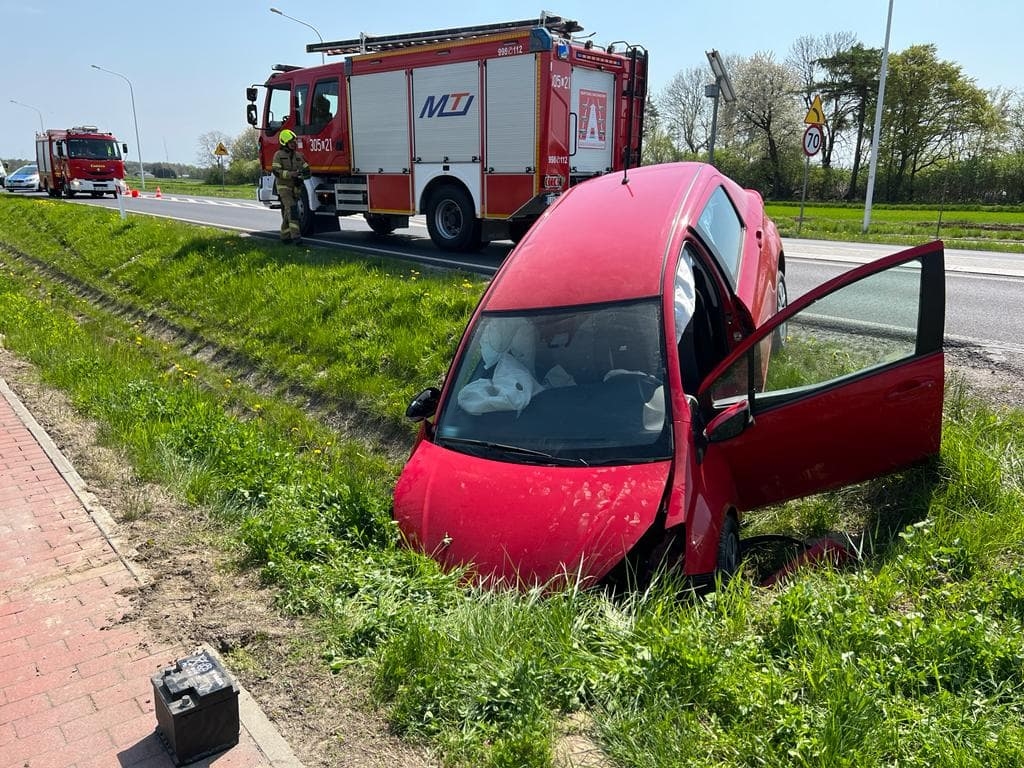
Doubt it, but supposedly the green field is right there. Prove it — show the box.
[1,196,1022,767]
[767,201,1024,252]
[126,176,257,200]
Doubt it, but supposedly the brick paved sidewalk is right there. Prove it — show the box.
[0,378,301,768]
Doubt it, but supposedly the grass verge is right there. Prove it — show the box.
[1,197,1023,767]
[0,194,482,433]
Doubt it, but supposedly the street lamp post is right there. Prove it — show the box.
[90,64,145,190]
[270,7,325,64]
[862,0,894,233]
[9,99,44,133]
[705,50,736,167]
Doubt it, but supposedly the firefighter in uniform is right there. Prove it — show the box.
[271,129,311,244]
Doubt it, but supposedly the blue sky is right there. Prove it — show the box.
[3,0,1020,165]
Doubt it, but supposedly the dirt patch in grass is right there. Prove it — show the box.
[945,342,1024,411]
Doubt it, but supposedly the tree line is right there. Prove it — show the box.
[643,34,1024,205]
[193,36,1024,204]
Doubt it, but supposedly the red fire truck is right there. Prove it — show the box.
[35,126,128,199]
[246,13,647,251]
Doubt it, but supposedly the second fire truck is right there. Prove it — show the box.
[246,13,647,251]
[35,126,128,198]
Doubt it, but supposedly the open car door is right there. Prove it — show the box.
[697,241,945,511]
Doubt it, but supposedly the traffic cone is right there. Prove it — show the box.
[155,186,162,198]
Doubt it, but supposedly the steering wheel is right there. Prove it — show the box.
[605,370,662,400]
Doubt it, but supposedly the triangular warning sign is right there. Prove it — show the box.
[214,142,230,156]
[804,95,825,125]
[584,107,601,142]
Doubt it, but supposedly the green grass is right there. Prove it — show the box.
[767,201,1024,253]
[1,197,1023,767]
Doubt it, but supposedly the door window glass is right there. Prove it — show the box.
[310,79,339,132]
[266,86,292,132]
[708,259,924,408]
[293,84,309,131]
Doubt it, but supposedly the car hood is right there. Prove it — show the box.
[393,440,671,588]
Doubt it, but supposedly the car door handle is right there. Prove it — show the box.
[885,377,937,402]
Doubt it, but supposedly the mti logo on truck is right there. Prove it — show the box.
[419,92,475,118]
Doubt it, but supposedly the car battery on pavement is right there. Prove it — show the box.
[151,649,240,766]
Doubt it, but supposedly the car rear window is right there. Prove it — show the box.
[695,185,744,289]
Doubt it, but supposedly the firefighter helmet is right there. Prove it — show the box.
[279,129,296,145]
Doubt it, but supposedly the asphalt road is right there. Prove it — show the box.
[41,189,1024,356]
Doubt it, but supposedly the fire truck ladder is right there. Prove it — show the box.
[307,13,582,56]
[623,45,649,171]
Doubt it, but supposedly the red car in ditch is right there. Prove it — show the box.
[393,162,945,590]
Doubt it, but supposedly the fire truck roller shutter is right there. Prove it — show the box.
[570,68,615,175]
[412,61,480,163]
[485,54,537,173]
[350,70,411,174]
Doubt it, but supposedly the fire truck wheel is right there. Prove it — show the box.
[364,213,396,236]
[426,184,481,252]
[296,186,315,236]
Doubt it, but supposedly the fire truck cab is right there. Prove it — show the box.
[246,13,647,251]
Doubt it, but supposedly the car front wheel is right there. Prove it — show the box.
[716,514,740,584]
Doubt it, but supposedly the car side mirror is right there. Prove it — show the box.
[406,387,441,422]
[704,399,752,443]
[122,143,128,154]
[246,87,259,102]
[246,104,258,127]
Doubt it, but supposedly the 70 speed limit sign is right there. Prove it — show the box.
[802,124,824,157]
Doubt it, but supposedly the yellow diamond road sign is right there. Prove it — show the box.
[214,142,229,156]
[804,95,825,126]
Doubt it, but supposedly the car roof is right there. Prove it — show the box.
[484,162,732,312]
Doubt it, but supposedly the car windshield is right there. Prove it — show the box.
[68,139,120,160]
[14,166,36,176]
[435,299,671,466]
